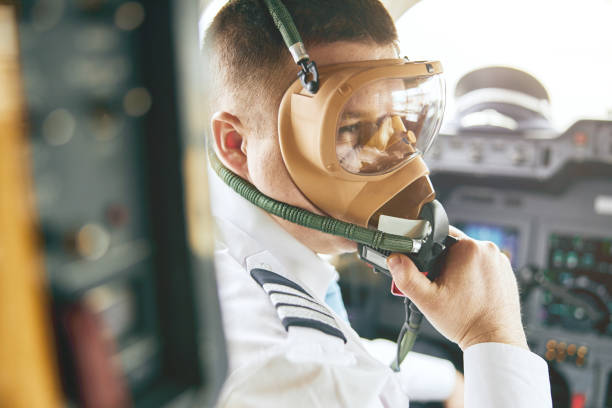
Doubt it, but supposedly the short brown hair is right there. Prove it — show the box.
[204,0,397,133]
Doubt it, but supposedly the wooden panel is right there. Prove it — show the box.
[0,5,62,407]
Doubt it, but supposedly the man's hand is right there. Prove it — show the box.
[386,229,528,351]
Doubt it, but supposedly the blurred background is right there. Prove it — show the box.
[1,1,226,407]
[1,0,611,407]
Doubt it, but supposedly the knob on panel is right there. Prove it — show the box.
[67,223,111,261]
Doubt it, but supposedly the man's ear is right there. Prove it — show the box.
[211,111,250,180]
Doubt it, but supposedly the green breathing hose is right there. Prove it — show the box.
[208,151,417,254]
[261,0,303,55]
[212,148,426,368]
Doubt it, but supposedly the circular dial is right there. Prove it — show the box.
[537,272,611,334]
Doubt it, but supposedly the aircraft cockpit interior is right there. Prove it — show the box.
[333,2,612,407]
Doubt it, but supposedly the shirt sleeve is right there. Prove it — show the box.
[216,338,411,408]
[361,337,458,401]
[464,342,552,408]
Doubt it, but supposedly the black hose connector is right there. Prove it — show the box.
[298,59,319,94]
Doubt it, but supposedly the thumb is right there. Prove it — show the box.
[387,253,435,307]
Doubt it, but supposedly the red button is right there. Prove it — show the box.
[571,393,586,408]
[391,281,406,297]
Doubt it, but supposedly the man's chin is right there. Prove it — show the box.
[317,235,358,255]
[271,214,358,255]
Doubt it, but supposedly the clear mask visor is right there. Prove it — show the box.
[335,74,445,175]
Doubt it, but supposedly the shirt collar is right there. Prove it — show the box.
[208,168,336,300]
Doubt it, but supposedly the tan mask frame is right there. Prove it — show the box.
[278,59,444,227]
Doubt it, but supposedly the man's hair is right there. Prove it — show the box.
[204,0,397,134]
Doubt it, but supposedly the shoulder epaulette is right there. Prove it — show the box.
[250,268,347,343]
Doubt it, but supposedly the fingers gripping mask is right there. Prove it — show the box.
[278,59,445,228]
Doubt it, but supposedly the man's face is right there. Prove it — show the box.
[244,41,397,254]
[336,77,418,175]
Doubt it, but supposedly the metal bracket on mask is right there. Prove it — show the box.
[262,0,320,94]
[358,200,457,280]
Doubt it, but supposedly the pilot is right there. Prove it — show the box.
[203,0,552,406]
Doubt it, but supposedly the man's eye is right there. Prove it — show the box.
[339,122,362,134]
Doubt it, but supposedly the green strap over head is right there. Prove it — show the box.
[208,150,418,254]
[260,0,319,93]
[261,0,302,50]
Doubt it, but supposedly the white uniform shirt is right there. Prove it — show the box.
[209,171,552,407]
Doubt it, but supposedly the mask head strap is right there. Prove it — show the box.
[261,0,319,94]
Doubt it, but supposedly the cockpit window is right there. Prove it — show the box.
[396,0,612,131]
